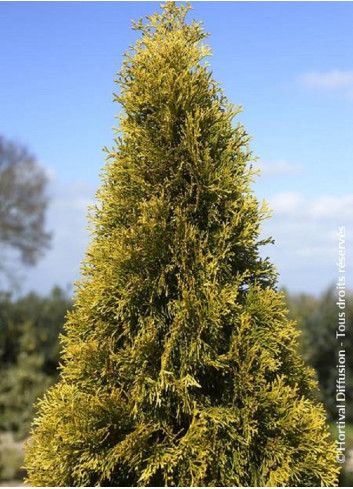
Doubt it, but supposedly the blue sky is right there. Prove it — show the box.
[1,1,352,295]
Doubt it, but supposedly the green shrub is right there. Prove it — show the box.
[0,287,71,440]
[0,352,52,440]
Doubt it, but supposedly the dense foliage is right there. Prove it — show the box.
[1,286,349,484]
[0,287,71,439]
[24,3,338,487]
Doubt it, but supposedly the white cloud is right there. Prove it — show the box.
[300,70,353,98]
[310,195,353,219]
[258,160,305,177]
[269,192,353,221]
[270,192,304,213]
[261,192,353,293]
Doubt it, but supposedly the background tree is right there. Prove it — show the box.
[0,287,71,439]
[0,136,51,286]
[25,3,339,487]
[286,287,353,422]
[0,287,71,483]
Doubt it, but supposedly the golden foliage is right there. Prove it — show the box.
[25,2,339,486]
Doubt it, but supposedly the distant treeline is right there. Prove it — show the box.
[285,287,353,423]
[0,285,352,443]
[0,287,72,440]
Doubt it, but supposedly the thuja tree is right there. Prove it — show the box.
[25,3,339,487]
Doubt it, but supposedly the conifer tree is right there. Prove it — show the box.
[25,3,339,486]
